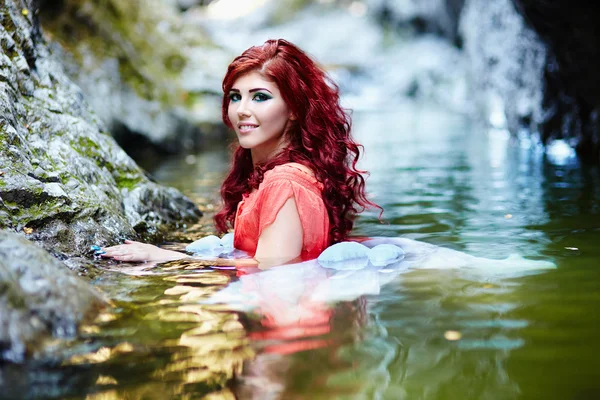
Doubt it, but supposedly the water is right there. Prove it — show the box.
[5,103,600,399]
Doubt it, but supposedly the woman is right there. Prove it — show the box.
[102,39,378,267]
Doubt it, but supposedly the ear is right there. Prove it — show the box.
[289,113,297,121]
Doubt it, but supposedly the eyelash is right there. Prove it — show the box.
[228,93,271,102]
[253,93,270,102]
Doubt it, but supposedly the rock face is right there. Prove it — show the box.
[459,0,547,137]
[0,0,202,258]
[0,230,106,362]
[460,0,600,161]
[38,0,229,154]
[367,0,600,162]
[512,0,600,162]
[34,0,599,161]
[367,0,465,45]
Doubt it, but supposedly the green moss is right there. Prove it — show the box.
[39,0,194,108]
[1,195,73,231]
[182,90,205,108]
[118,60,154,100]
[2,282,27,310]
[114,175,142,190]
[1,11,20,60]
[77,136,101,153]
[71,136,103,163]
[6,196,62,218]
[164,53,186,74]
[69,135,144,189]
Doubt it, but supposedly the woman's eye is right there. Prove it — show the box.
[253,93,271,102]
[228,93,241,102]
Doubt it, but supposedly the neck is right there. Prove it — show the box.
[251,136,288,166]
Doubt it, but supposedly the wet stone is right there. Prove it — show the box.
[0,230,107,363]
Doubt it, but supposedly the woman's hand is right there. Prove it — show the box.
[101,240,187,263]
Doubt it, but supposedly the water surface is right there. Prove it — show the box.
[7,103,600,400]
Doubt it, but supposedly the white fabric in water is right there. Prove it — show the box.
[317,241,370,270]
[185,235,223,257]
[186,233,238,257]
[367,244,406,267]
[317,241,407,270]
[220,233,234,253]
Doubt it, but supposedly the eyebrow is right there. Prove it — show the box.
[229,88,273,94]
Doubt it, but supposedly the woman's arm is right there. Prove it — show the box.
[254,196,304,269]
[101,240,188,262]
[101,241,258,267]
[101,196,303,268]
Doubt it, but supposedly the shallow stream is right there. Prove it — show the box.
[7,103,600,400]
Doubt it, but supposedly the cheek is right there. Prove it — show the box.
[262,103,290,126]
[227,104,237,124]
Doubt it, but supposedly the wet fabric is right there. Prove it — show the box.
[234,164,331,259]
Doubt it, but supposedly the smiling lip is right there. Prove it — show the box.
[238,123,259,133]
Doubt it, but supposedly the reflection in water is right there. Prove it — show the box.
[219,263,373,399]
[196,238,551,399]
[53,266,255,399]
[5,104,599,399]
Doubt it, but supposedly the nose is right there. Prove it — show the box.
[236,99,251,118]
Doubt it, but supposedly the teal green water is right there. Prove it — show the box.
[8,104,600,399]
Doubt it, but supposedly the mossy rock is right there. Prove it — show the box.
[38,0,228,151]
[0,0,202,259]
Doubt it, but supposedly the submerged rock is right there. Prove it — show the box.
[0,0,202,257]
[0,231,106,362]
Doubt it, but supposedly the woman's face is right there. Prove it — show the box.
[227,71,293,163]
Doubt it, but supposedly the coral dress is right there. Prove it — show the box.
[234,164,331,260]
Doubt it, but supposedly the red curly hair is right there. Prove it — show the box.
[214,39,379,243]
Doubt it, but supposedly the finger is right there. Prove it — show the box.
[103,245,127,252]
[124,240,142,244]
[102,249,122,255]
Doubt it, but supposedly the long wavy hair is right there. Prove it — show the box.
[214,39,379,243]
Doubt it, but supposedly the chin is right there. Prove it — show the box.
[237,138,255,149]
[238,137,252,149]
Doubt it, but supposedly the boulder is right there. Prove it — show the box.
[0,230,106,362]
[0,0,202,258]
